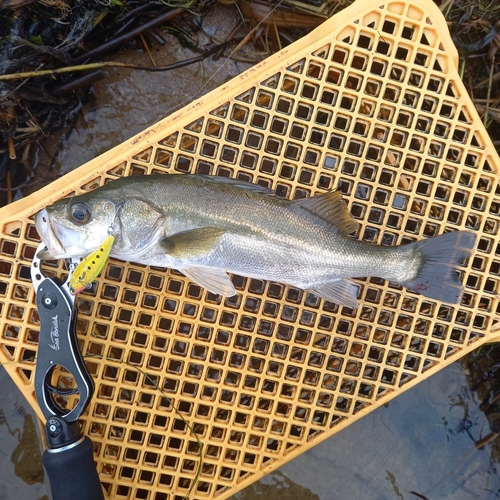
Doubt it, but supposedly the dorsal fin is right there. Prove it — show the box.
[198,175,275,195]
[294,190,359,234]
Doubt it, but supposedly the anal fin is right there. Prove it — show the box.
[310,279,359,308]
[182,267,236,297]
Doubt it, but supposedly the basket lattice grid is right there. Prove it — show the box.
[0,0,500,498]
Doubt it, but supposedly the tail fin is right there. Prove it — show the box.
[403,231,476,304]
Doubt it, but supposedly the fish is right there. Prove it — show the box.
[34,173,476,307]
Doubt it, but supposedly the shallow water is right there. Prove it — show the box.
[1,362,498,499]
[2,4,499,499]
[263,363,500,500]
[0,367,50,499]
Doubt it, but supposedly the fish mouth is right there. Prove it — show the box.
[35,209,66,259]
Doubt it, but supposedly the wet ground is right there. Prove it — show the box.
[2,3,500,499]
[20,4,252,186]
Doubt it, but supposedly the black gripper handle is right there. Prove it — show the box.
[43,436,104,500]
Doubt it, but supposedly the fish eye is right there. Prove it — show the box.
[69,202,91,225]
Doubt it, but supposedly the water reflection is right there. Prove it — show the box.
[232,470,320,499]
[11,414,44,485]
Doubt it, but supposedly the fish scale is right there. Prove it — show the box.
[35,173,476,307]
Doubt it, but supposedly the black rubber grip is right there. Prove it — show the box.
[43,436,104,500]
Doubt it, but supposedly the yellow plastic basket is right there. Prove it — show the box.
[0,0,499,498]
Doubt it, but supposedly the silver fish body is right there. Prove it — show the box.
[35,174,476,307]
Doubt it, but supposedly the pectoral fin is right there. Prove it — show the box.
[182,267,236,297]
[310,279,359,308]
[161,227,226,259]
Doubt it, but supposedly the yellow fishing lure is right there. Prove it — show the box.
[69,235,114,295]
